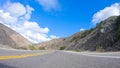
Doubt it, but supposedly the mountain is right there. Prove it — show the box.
[37,16,120,51]
[0,23,31,48]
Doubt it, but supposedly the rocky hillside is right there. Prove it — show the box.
[37,16,120,51]
[0,23,31,48]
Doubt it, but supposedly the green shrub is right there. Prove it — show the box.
[38,47,45,50]
[60,46,66,50]
[29,45,36,50]
[75,49,84,52]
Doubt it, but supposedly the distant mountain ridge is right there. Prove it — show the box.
[0,23,31,48]
[37,16,120,51]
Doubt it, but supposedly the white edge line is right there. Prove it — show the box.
[63,51,120,59]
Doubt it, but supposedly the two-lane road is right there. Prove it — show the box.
[0,48,120,68]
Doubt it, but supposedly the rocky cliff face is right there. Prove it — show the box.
[37,16,120,51]
[0,23,31,48]
[66,16,119,51]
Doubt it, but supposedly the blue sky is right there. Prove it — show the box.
[0,0,120,43]
[28,0,120,36]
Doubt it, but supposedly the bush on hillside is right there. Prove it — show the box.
[60,46,66,50]
[38,47,45,50]
[29,45,36,50]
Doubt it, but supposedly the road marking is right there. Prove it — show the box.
[80,54,120,59]
[63,51,120,59]
[0,51,54,60]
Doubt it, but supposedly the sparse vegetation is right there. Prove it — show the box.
[70,30,91,42]
[38,47,45,50]
[115,16,120,41]
[70,22,106,43]
[80,30,90,38]
[75,49,84,52]
[15,47,27,50]
[96,21,106,29]
[29,45,36,50]
[71,35,81,42]
[60,46,66,50]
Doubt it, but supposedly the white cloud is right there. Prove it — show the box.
[23,21,49,34]
[0,2,58,43]
[4,2,26,17]
[37,0,60,11]
[92,3,120,24]
[80,28,86,32]
[24,5,34,20]
[0,12,17,24]
[50,35,58,39]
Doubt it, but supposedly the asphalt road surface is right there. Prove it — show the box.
[0,48,120,68]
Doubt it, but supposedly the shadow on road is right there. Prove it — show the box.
[0,63,17,68]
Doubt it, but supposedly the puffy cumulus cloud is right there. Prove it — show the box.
[92,3,120,24]
[80,28,86,32]
[4,2,26,17]
[37,0,60,11]
[0,2,58,43]
[23,21,49,34]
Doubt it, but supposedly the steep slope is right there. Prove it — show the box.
[0,23,31,48]
[37,16,120,51]
[66,16,119,51]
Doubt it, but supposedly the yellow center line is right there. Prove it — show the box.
[0,51,54,60]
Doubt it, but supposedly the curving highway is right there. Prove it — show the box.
[0,48,120,68]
